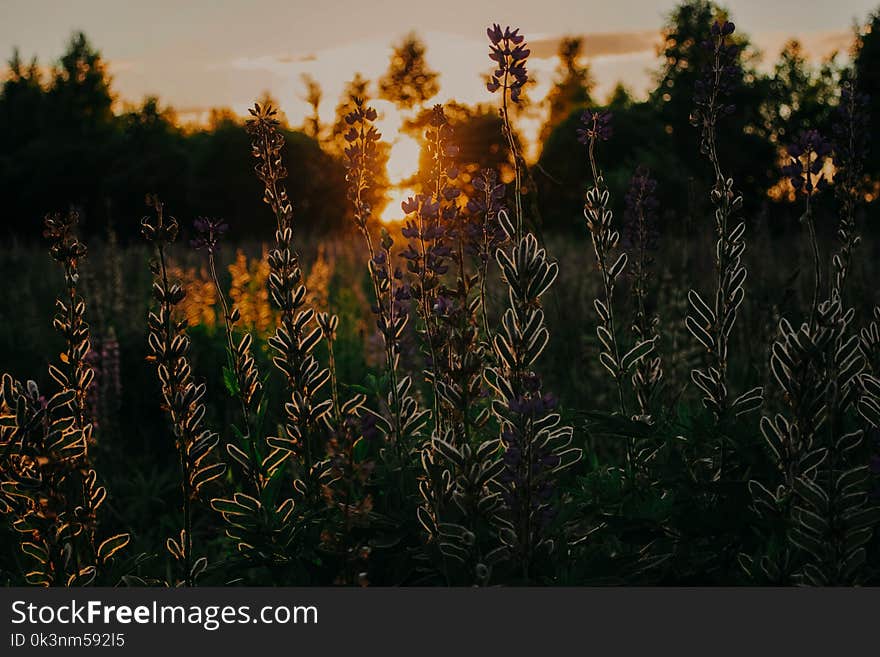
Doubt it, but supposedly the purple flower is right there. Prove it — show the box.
[401,223,419,239]
[783,130,831,196]
[44,211,88,264]
[465,168,507,263]
[191,217,228,254]
[401,197,419,215]
[577,109,613,145]
[499,386,564,533]
[486,24,530,103]
[433,295,453,316]
[692,20,741,141]
[344,97,383,229]
[624,166,660,252]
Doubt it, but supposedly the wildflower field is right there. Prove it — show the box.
[2,1,880,586]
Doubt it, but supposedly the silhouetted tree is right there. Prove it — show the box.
[652,0,774,214]
[378,32,439,111]
[105,97,188,234]
[761,40,839,146]
[0,31,354,241]
[853,10,880,180]
[540,37,594,143]
[0,32,118,236]
[0,49,44,150]
[606,82,633,108]
[0,50,47,237]
[300,73,323,139]
[537,101,677,232]
[48,32,114,129]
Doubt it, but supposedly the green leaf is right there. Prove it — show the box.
[97,533,130,562]
[21,541,49,564]
[193,463,226,491]
[223,365,239,397]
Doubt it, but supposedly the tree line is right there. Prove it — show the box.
[1,0,878,243]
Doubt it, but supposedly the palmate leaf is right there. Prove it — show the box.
[267,434,298,452]
[433,438,464,470]
[97,533,130,563]
[858,395,880,428]
[438,540,469,563]
[687,290,715,325]
[798,563,827,587]
[26,569,52,587]
[621,338,656,372]
[836,466,868,496]
[843,506,880,530]
[211,498,253,516]
[21,541,49,564]
[691,368,719,403]
[686,315,715,351]
[841,548,867,580]
[793,476,827,513]
[226,443,252,471]
[67,566,97,587]
[732,386,763,416]
[524,327,549,366]
[497,209,516,242]
[190,556,208,581]
[222,365,239,397]
[596,325,614,353]
[747,479,780,515]
[493,333,516,370]
[598,352,618,377]
[527,260,559,300]
[795,505,829,536]
[798,448,827,478]
[192,462,226,491]
[835,430,863,455]
[553,448,582,473]
[608,252,627,282]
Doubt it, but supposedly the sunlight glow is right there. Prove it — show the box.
[372,99,421,185]
[386,134,421,186]
[370,99,422,223]
[381,134,421,223]
[382,186,414,224]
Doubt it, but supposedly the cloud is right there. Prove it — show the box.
[96,25,856,136]
[750,30,854,66]
[529,30,660,59]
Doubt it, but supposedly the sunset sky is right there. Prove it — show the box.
[2,0,874,123]
[5,0,871,221]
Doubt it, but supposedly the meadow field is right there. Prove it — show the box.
[1,1,880,586]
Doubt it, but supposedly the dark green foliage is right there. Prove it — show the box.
[0,34,348,243]
[854,9,880,181]
[2,5,880,588]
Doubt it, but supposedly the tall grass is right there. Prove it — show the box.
[1,17,879,587]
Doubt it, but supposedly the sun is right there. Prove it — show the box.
[371,100,422,223]
[381,136,421,223]
[385,132,421,186]
[382,186,415,224]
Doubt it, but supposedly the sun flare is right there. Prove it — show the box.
[385,134,421,186]
[381,186,414,224]
[370,100,423,223]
